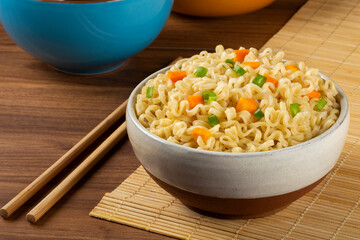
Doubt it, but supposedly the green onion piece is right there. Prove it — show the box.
[146,87,154,98]
[232,65,246,76]
[252,74,267,88]
[225,59,235,67]
[202,91,217,103]
[208,114,220,127]
[290,103,300,117]
[194,66,208,77]
[315,97,327,111]
[254,109,264,120]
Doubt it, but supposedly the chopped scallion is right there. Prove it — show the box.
[232,65,246,76]
[225,59,235,67]
[194,66,208,77]
[208,114,220,127]
[252,74,267,88]
[290,103,300,117]
[146,87,154,98]
[254,109,264,120]
[202,91,217,103]
[315,97,327,111]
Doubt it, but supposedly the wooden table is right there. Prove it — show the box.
[0,1,306,239]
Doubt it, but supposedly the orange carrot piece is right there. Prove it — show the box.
[167,71,187,83]
[286,64,298,71]
[264,73,278,87]
[236,97,257,114]
[306,90,321,99]
[192,128,212,142]
[234,49,250,62]
[242,62,260,69]
[186,95,204,109]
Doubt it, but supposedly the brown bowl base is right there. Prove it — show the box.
[186,204,290,219]
[146,170,327,219]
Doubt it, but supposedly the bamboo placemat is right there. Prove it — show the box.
[90,0,360,239]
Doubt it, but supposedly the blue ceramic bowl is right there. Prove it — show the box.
[0,0,173,74]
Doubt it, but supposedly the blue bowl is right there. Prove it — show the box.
[0,0,173,74]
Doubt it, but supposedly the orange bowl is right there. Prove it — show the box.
[173,0,275,17]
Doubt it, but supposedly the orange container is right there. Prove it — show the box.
[173,0,275,17]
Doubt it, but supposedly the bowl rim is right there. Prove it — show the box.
[30,0,135,4]
[127,65,349,157]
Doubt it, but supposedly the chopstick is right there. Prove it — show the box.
[26,122,127,223]
[0,57,182,223]
[0,99,128,219]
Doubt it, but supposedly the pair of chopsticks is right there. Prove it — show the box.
[0,57,181,223]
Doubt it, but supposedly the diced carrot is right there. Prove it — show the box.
[234,49,250,62]
[264,73,278,87]
[286,64,298,71]
[236,97,257,114]
[242,62,260,69]
[306,90,321,99]
[192,128,212,142]
[167,71,187,83]
[186,95,204,109]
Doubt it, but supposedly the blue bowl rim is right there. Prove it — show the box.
[27,0,141,5]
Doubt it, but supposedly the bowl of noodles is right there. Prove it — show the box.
[126,45,349,217]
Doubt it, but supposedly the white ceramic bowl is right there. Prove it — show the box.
[126,66,349,217]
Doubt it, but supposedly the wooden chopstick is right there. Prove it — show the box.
[0,99,128,219]
[26,122,127,223]
[0,57,182,223]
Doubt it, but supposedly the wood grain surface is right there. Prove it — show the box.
[0,1,306,239]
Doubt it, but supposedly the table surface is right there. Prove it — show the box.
[0,1,306,239]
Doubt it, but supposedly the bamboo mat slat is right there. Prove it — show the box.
[90,0,360,239]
